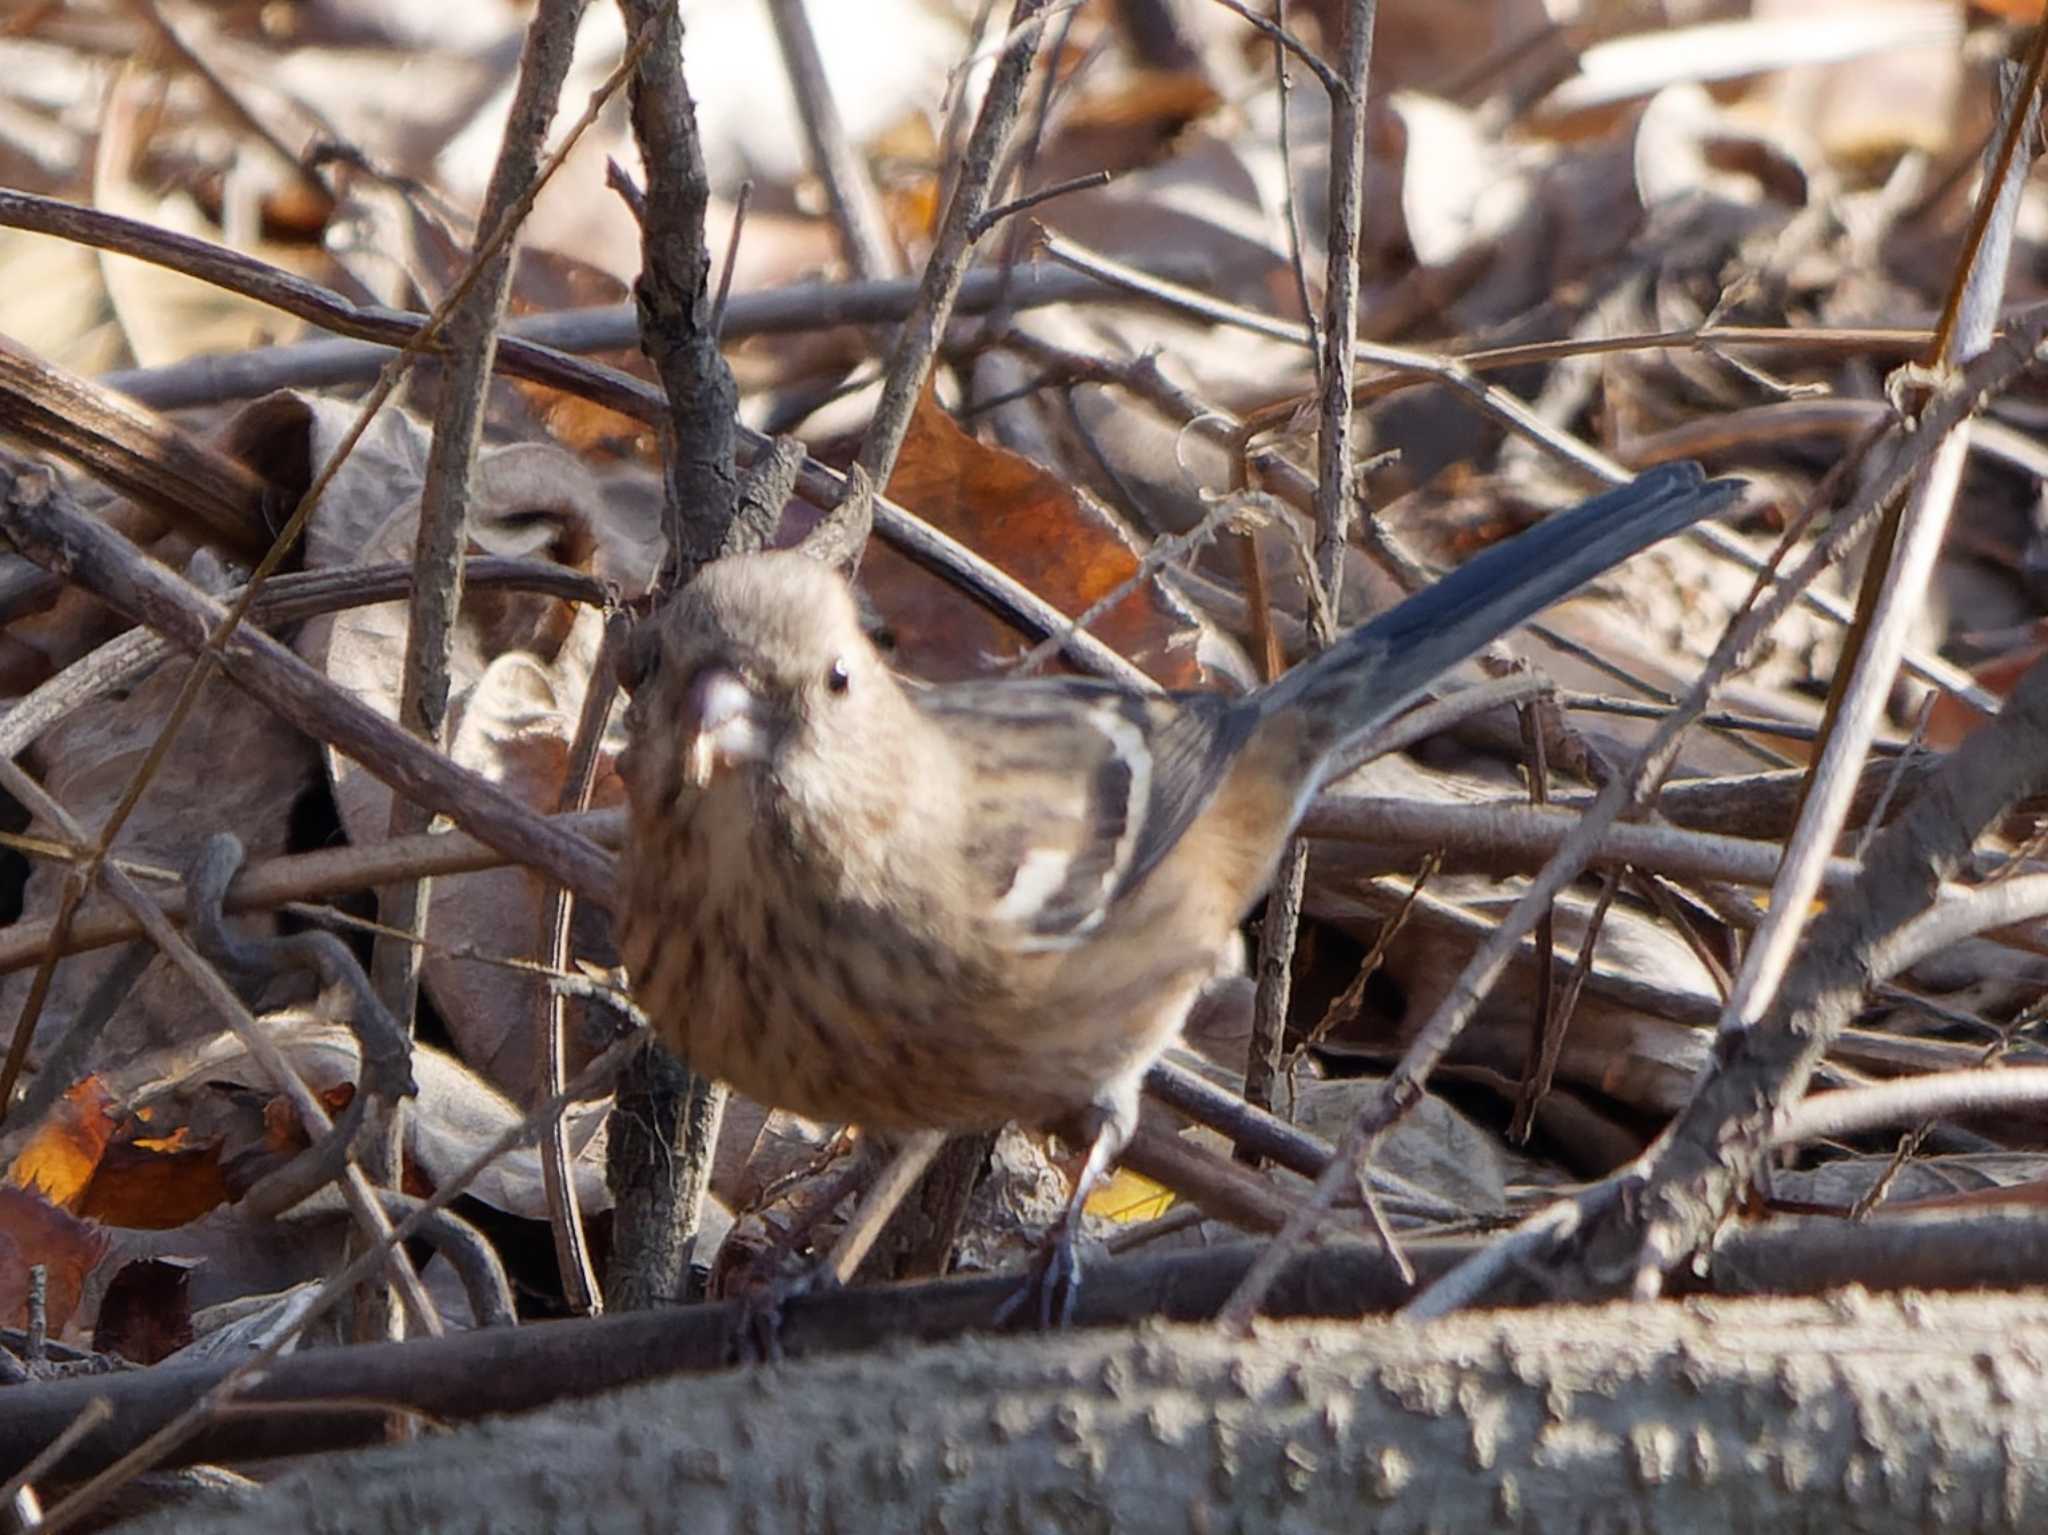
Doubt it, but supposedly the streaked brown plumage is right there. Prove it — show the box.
[616,464,1742,1308]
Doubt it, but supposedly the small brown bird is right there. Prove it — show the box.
[616,463,1741,1310]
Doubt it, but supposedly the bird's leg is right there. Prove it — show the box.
[816,1128,949,1286]
[996,1088,1137,1328]
[730,1129,947,1362]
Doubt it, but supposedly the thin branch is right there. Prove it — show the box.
[534,622,621,1316]
[848,0,1055,505]
[1244,0,1378,1126]
[1769,1068,2048,1149]
[617,0,740,583]
[28,1033,643,1533]
[767,0,898,279]
[1039,228,1996,711]
[368,0,594,1334]
[0,752,441,1339]
[0,190,1163,686]
[1724,58,2033,1043]
[1204,0,1343,94]
[1221,307,2048,1325]
[0,461,615,907]
[1408,645,2048,1318]
[968,171,1112,239]
[608,0,747,1314]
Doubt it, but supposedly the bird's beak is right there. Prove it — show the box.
[680,666,767,787]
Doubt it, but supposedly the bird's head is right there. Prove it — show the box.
[619,551,895,799]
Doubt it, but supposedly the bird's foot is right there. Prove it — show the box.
[992,1226,1083,1330]
[727,1262,838,1365]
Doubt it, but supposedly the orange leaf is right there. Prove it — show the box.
[76,1137,233,1231]
[875,387,1207,687]
[7,1075,118,1210]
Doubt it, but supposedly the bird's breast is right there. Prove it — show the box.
[621,783,1040,1130]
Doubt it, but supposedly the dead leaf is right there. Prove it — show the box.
[0,644,319,1074]
[0,1184,106,1336]
[875,387,1209,688]
[7,1075,118,1210]
[104,1022,614,1221]
[1085,1165,1175,1223]
[264,393,649,1097]
[93,1255,195,1364]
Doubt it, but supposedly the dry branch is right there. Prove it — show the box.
[96,1291,2048,1535]
[0,459,615,906]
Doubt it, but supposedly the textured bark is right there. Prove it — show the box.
[113,1292,2048,1533]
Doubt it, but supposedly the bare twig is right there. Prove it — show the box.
[847,0,1055,510]
[767,0,898,279]
[1269,0,1322,360]
[0,755,440,1339]
[1244,0,1378,1127]
[0,1397,109,1514]
[617,0,740,585]
[1204,0,1342,94]
[968,170,1112,239]
[1724,56,2034,1047]
[534,624,621,1316]
[710,178,751,334]
[0,462,615,906]
[104,262,1221,412]
[1040,228,1995,711]
[0,558,603,774]
[0,190,1150,684]
[607,0,746,1314]
[0,332,274,559]
[368,0,594,1340]
[1769,1068,2048,1149]
[27,1032,643,1534]
[1221,305,2048,1325]
[1888,875,2048,970]
[1407,646,2048,1318]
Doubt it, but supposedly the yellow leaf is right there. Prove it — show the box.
[1084,1166,1175,1224]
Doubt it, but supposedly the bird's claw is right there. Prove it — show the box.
[992,1228,1083,1330]
[728,1264,839,1365]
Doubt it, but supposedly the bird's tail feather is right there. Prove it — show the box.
[1259,462,1745,759]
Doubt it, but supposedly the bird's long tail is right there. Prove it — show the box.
[1257,462,1745,761]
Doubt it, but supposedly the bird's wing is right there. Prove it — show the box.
[914,679,1254,953]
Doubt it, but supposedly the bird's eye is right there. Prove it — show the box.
[825,657,852,695]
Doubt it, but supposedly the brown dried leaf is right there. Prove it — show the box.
[264,394,652,1095]
[0,1185,106,1336]
[91,66,305,368]
[0,644,319,1072]
[875,388,1208,688]
[104,1209,351,1340]
[92,1022,612,1221]
[1038,130,1297,312]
